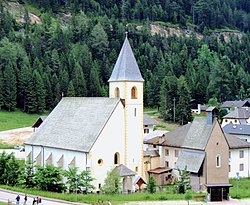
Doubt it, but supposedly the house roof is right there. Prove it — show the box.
[225,134,250,149]
[144,130,167,141]
[223,124,250,135]
[176,150,205,173]
[114,164,137,177]
[108,36,144,82]
[148,167,172,174]
[145,123,190,148]
[182,117,213,150]
[26,97,120,152]
[223,108,250,119]
[145,117,215,151]
[144,149,159,157]
[220,100,250,108]
[32,116,47,128]
[143,114,159,126]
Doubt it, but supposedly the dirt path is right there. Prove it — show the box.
[0,127,33,144]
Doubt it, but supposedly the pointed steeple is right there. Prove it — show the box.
[108,36,144,82]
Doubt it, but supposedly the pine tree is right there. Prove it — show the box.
[176,76,192,125]
[72,63,87,97]
[67,80,75,97]
[0,70,4,110]
[3,60,17,111]
[147,176,157,193]
[88,61,102,97]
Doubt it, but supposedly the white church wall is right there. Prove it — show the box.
[90,101,125,191]
[25,145,87,171]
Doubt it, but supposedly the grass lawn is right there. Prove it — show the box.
[0,109,46,131]
[230,178,250,199]
[0,185,205,204]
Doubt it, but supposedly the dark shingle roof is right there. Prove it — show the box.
[176,150,205,173]
[143,114,159,126]
[223,124,250,135]
[223,108,250,119]
[108,37,144,82]
[26,97,120,152]
[225,134,250,149]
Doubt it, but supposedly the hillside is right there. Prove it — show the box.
[0,0,249,125]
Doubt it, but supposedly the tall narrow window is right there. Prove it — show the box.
[131,86,137,99]
[115,87,120,98]
[239,150,244,158]
[240,163,244,171]
[216,155,221,167]
[114,152,120,165]
[134,108,137,117]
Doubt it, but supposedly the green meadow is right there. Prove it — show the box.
[0,109,46,131]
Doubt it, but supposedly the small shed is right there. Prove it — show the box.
[32,116,47,132]
[206,184,232,201]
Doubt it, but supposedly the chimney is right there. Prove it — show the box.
[206,107,218,125]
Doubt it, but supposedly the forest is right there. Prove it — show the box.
[0,0,249,124]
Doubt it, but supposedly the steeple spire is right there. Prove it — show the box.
[108,36,144,82]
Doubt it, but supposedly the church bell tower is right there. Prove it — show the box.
[108,35,144,176]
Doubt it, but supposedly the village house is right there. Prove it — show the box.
[145,108,231,201]
[25,36,146,193]
[221,107,250,127]
[225,134,250,178]
[220,100,250,113]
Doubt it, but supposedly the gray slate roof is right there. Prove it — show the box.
[144,149,159,157]
[223,124,250,135]
[145,117,214,151]
[223,108,250,119]
[220,100,250,108]
[176,150,205,173]
[108,37,144,82]
[144,114,159,126]
[114,164,137,176]
[144,130,168,141]
[26,97,120,152]
[225,134,250,149]
[182,117,213,150]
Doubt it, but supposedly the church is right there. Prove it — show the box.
[25,36,145,192]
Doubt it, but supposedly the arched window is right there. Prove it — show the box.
[131,86,137,99]
[115,87,120,98]
[114,152,120,165]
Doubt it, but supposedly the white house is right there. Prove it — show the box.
[143,113,158,135]
[225,134,250,178]
[25,36,145,193]
[221,107,250,127]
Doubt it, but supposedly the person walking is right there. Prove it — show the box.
[24,194,27,205]
[16,195,20,205]
[32,197,36,205]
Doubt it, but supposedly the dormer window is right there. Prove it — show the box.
[115,87,120,98]
[131,86,137,99]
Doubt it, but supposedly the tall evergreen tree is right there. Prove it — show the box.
[3,61,16,111]
[176,76,192,125]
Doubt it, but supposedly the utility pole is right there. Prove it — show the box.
[173,97,176,122]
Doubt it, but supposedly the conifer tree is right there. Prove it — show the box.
[73,63,87,97]
[0,70,4,110]
[3,60,16,111]
[88,61,102,97]
[67,80,75,97]
[176,76,192,125]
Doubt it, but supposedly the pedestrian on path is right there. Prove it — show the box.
[32,197,36,205]
[24,194,27,204]
[16,195,20,204]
